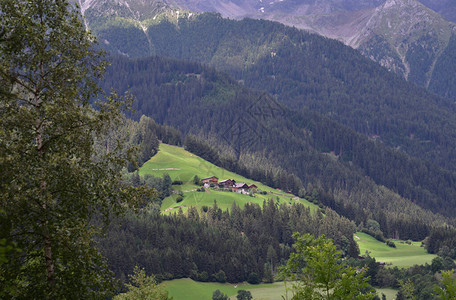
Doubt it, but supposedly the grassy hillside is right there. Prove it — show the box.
[355,232,437,267]
[139,144,318,213]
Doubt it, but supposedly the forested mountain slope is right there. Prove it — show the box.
[102,55,455,241]
[91,13,456,176]
[79,0,456,102]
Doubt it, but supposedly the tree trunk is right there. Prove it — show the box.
[35,88,55,289]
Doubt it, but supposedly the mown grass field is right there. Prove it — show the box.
[355,231,437,267]
[162,278,398,300]
[140,144,318,213]
[161,278,288,300]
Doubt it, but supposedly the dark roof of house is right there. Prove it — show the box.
[202,176,218,180]
[220,179,235,183]
[234,183,249,188]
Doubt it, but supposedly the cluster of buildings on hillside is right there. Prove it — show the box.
[201,176,257,194]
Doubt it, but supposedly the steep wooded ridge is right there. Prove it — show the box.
[102,55,454,241]
[77,0,456,102]
[93,12,456,173]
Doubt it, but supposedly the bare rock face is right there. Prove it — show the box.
[77,0,170,21]
[351,0,455,86]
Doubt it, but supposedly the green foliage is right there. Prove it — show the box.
[0,0,148,298]
[137,115,160,166]
[99,200,357,284]
[396,279,415,300]
[214,270,227,283]
[280,233,375,300]
[114,266,170,300]
[212,289,229,300]
[386,241,396,248]
[431,257,456,274]
[236,289,253,300]
[425,227,456,259]
[193,175,201,185]
[247,272,260,284]
[435,270,456,300]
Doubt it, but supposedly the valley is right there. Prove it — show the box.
[138,143,440,299]
[3,1,456,299]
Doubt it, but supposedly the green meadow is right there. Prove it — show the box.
[355,232,437,267]
[162,278,398,300]
[162,278,288,300]
[140,144,318,213]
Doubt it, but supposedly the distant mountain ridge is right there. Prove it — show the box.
[76,0,456,101]
[168,0,456,99]
[419,0,456,23]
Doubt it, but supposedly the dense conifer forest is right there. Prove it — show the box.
[98,13,456,173]
[99,201,357,283]
[101,56,456,237]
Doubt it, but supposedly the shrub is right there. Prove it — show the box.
[386,240,396,248]
[193,175,201,185]
[172,180,183,185]
[212,289,228,300]
[214,270,226,283]
[247,272,260,284]
[199,271,209,282]
[361,228,386,243]
[237,290,253,300]
[176,195,183,203]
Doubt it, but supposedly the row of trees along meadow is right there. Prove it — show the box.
[98,200,358,284]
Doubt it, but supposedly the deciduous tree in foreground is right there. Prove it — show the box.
[0,0,145,298]
[280,232,376,300]
[435,270,456,300]
[114,266,170,300]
